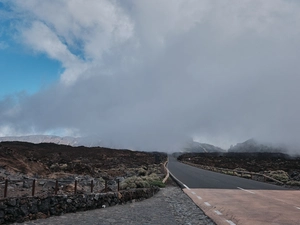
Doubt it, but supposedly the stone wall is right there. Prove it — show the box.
[0,187,159,224]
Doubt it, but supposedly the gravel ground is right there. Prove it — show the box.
[14,185,215,225]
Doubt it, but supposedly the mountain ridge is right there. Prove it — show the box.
[0,135,102,147]
[228,138,287,153]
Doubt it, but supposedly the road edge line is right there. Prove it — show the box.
[237,187,255,194]
[162,160,170,184]
[168,170,190,190]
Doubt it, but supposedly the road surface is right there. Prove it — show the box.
[167,155,285,190]
[168,155,300,225]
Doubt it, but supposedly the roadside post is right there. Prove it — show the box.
[74,179,77,194]
[4,179,8,198]
[32,179,36,196]
[91,179,94,193]
[55,180,58,195]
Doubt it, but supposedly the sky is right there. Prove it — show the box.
[0,0,300,151]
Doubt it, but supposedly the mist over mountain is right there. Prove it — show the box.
[0,135,102,147]
[1,1,300,153]
[228,139,288,154]
[183,140,225,153]
[0,135,226,152]
[1,135,298,154]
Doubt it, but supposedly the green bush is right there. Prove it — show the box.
[149,180,165,188]
[267,170,289,183]
[286,180,300,186]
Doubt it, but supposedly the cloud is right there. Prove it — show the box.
[1,0,300,151]
[14,0,134,84]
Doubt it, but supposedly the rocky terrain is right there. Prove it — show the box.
[0,141,167,198]
[178,152,300,187]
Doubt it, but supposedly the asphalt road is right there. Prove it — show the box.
[167,155,286,190]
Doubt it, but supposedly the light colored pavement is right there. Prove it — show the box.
[184,187,300,225]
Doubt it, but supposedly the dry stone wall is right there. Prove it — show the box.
[0,187,159,224]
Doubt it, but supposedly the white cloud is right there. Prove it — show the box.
[14,0,134,84]
[0,125,17,137]
[21,21,88,84]
[1,0,300,151]
[44,128,80,137]
[22,21,76,64]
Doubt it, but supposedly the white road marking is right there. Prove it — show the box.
[214,210,222,215]
[183,184,190,190]
[296,207,300,210]
[237,187,255,194]
[191,191,196,195]
[169,170,190,190]
[226,220,236,225]
[204,202,211,206]
[197,196,202,200]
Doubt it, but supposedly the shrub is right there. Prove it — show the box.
[149,180,165,188]
[286,180,300,186]
[267,170,289,183]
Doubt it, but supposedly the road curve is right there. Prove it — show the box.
[167,155,286,190]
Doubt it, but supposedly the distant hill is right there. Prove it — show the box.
[228,139,287,153]
[0,135,102,147]
[183,140,225,153]
[0,141,167,178]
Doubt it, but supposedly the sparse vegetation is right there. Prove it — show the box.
[0,142,167,197]
[120,169,165,190]
[149,180,166,188]
[265,170,289,183]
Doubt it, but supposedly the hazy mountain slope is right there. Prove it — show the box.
[228,139,287,153]
[184,140,225,153]
[0,135,102,147]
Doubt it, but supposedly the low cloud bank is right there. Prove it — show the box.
[1,1,300,152]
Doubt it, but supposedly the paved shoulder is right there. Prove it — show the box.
[16,186,215,225]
